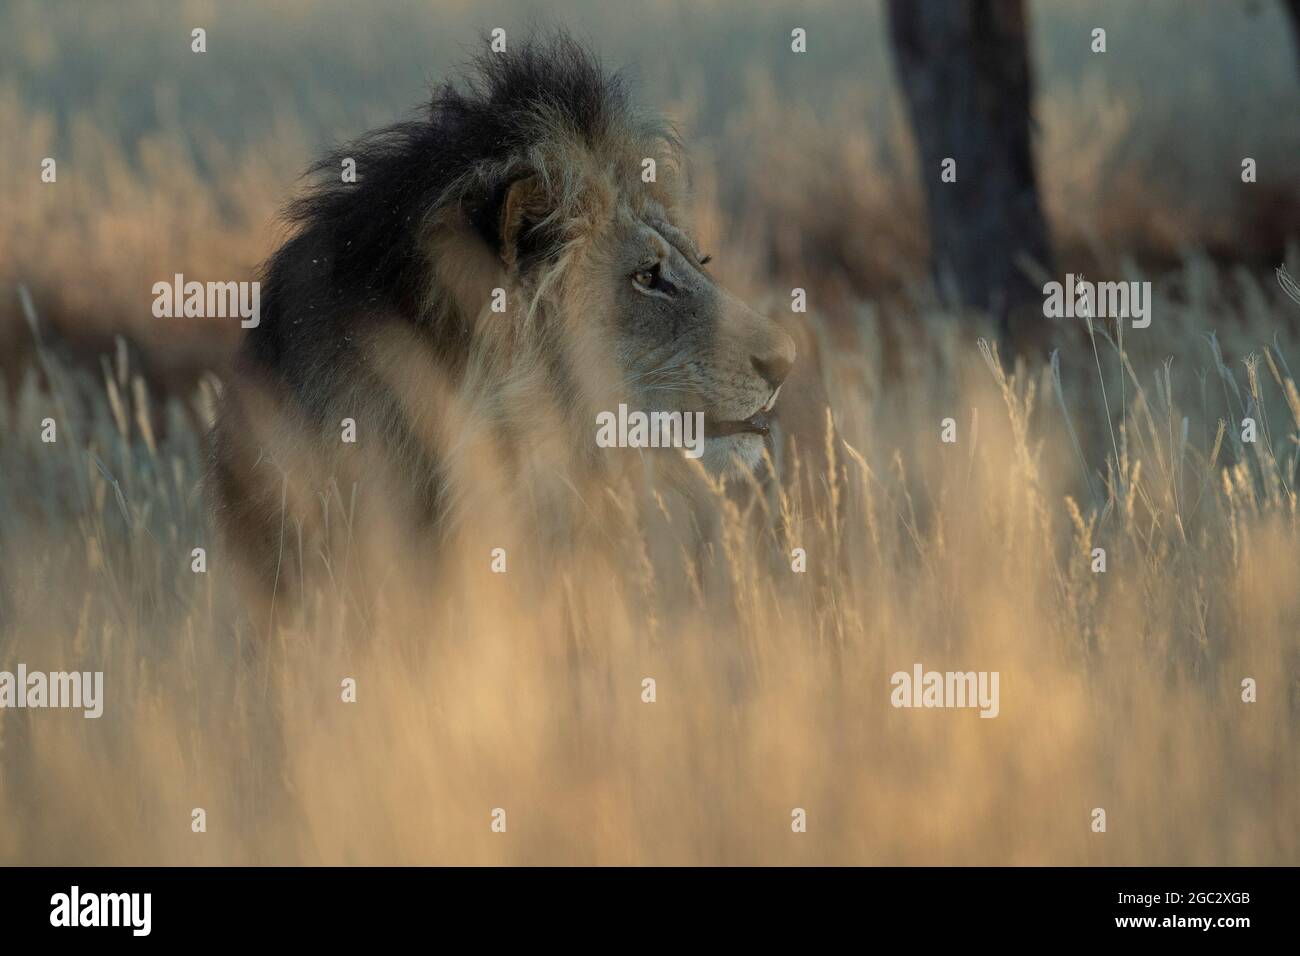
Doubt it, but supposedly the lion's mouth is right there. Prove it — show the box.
[705,410,771,438]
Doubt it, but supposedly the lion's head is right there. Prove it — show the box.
[419,34,797,476]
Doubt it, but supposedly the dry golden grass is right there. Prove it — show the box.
[2,260,1297,865]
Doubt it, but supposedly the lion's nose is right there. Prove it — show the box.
[751,352,793,390]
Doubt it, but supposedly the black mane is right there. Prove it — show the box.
[243,32,628,380]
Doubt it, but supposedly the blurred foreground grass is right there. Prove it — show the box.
[1,256,1297,863]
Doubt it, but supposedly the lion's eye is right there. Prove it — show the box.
[632,263,660,290]
[699,254,712,266]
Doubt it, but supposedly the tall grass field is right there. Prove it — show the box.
[1,0,1297,864]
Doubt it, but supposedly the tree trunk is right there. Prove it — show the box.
[1284,0,1300,76]
[886,0,1052,346]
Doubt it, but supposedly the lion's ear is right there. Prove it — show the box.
[499,175,557,272]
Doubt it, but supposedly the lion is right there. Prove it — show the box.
[207,33,831,618]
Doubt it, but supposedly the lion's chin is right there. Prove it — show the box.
[700,431,768,475]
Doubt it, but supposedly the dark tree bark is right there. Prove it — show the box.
[1285,0,1300,76]
[886,0,1053,345]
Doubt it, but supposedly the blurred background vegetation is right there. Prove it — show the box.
[2,0,1298,387]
